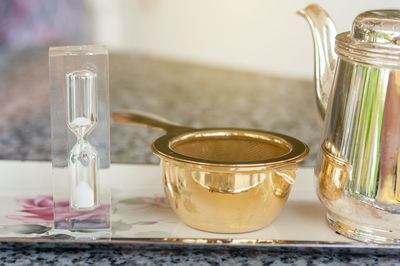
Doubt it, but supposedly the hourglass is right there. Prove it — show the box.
[50,45,110,234]
[67,70,99,210]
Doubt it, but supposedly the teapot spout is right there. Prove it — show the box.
[298,4,337,119]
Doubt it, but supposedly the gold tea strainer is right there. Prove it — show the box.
[113,110,309,233]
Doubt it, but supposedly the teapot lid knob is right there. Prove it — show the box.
[335,9,400,68]
[351,10,400,45]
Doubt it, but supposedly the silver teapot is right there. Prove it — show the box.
[299,4,400,243]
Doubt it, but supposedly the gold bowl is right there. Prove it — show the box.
[113,111,309,233]
[160,158,299,233]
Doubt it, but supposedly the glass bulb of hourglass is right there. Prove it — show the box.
[67,70,97,138]
[69,140,98,209]
[66,70,99,210]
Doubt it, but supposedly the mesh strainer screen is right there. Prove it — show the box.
[170,131,290,163]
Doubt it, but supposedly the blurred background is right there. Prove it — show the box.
[1,0,399,79]
[0,0,399,165]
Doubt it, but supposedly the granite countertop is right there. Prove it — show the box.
[0,48,320,165]
[1,243,399,265]
[0,48,397,265]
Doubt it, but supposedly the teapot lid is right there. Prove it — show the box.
[336,9,400,68]
[352,10,400,45]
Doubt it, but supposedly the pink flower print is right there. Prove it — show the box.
[53,201,110,221]
[118,194,171,209]
[136,195,170,208]
[6,195,109,224]
[6,195,54,224]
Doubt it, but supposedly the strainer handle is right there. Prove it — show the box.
[112,110,190,133]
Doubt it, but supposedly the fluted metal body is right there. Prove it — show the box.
[300,5,400,243]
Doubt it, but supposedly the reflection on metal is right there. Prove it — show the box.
[162,160,297,233]
[301,4,400,243]
[297,4,337,119]
[113,110,308,233]
[0,236,358,248]
[318,142,350,201]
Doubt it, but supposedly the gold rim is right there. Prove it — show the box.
[0,236,362,247]
[151,128,309,168]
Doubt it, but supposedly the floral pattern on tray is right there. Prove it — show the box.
[2,193,175,238]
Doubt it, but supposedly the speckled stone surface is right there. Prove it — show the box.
[1,242,400,265]
[0,48,320,166]
[0,48,397,265]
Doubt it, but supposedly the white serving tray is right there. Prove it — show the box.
[0,160,393,248]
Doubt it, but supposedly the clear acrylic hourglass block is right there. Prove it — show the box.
[49,45,111,237]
